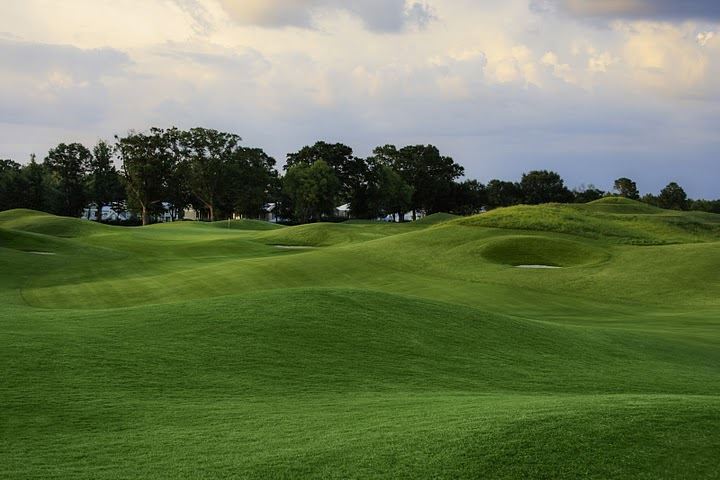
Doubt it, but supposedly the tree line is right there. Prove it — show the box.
[1,126,718,224]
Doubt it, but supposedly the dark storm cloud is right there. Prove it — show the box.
[532,0,720,21]
[211,0,436,32]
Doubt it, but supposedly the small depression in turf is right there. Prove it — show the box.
[482,235,608,268]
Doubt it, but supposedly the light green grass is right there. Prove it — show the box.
[458,198,720,244]
[1,202,719,478]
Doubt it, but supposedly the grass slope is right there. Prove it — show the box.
[458,197,720,244]
[1,203,719,478]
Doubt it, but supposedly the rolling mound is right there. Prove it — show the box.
[6,288,720,395]
[0,208,110,237]
[413,212,460,225]
[0,227,71,254]
[0,208,49,222]
[584,196,664,214]
[458,203,720,244]
[259,222,388,246]
[2,205,720,478]
[481,235,609,267]
[3,288,720,478]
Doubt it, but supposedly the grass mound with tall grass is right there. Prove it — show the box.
[457,199,720,244]
[1,203,719,478]
[584,196,664,214]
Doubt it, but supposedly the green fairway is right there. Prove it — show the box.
[1,198,719,478]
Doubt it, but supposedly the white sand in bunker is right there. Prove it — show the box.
[515,264,561,269]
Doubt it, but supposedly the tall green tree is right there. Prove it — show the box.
[372,144,464,218]
[519,170,573,204]
[450,179,486,215]
[224,147,277,219]
[485,179,522,209]
[372,165,414,221]
[343,157,375,218]
[116,128,176,226]
[285,141,377,218]
[614,177,640,199]
[0,159,26,211]
[180,128,242,222]
[283,160,340,223]
[164,158,192,221]
[23,154,50,212]
[657,182,688,210]
[286,142,354,195]
[44,143,92,216]
[88,140,124,221]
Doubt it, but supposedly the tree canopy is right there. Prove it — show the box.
[180,128,243,222]
[614,177,640,200]
[657,182,688,211]
[283,160,340,223]
[116,128,176,225]
[44,143,92,217]
[1,127,716,224]
[372,144,464,218]
[520,170,574,205]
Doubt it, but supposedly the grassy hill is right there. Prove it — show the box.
[457,197,720,244]
[1,202,719,478]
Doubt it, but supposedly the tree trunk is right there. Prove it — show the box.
[209,205,214,222]
[412,209,417,221]
[95,202,103,222]
[141,205,149,226]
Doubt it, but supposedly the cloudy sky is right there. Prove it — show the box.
[1,0,718,196]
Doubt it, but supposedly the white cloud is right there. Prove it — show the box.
[0,0,718,196]
[697,31,715,46]
[619,22,709,91]
[541,51,577,83]
[587,51,616,72]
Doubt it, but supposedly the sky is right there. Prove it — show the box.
[0,0,718,197]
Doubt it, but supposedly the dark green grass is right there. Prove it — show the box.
[480,235,610,267]
[1,204,719,478]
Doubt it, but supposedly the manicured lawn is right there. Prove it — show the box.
[1,198,719,478]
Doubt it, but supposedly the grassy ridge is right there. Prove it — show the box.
[1,201,719,478]
[458,197,720,244]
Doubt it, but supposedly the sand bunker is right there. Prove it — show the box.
[515,264,561,269]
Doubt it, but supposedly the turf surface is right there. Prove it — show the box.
[1,198,719,478]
